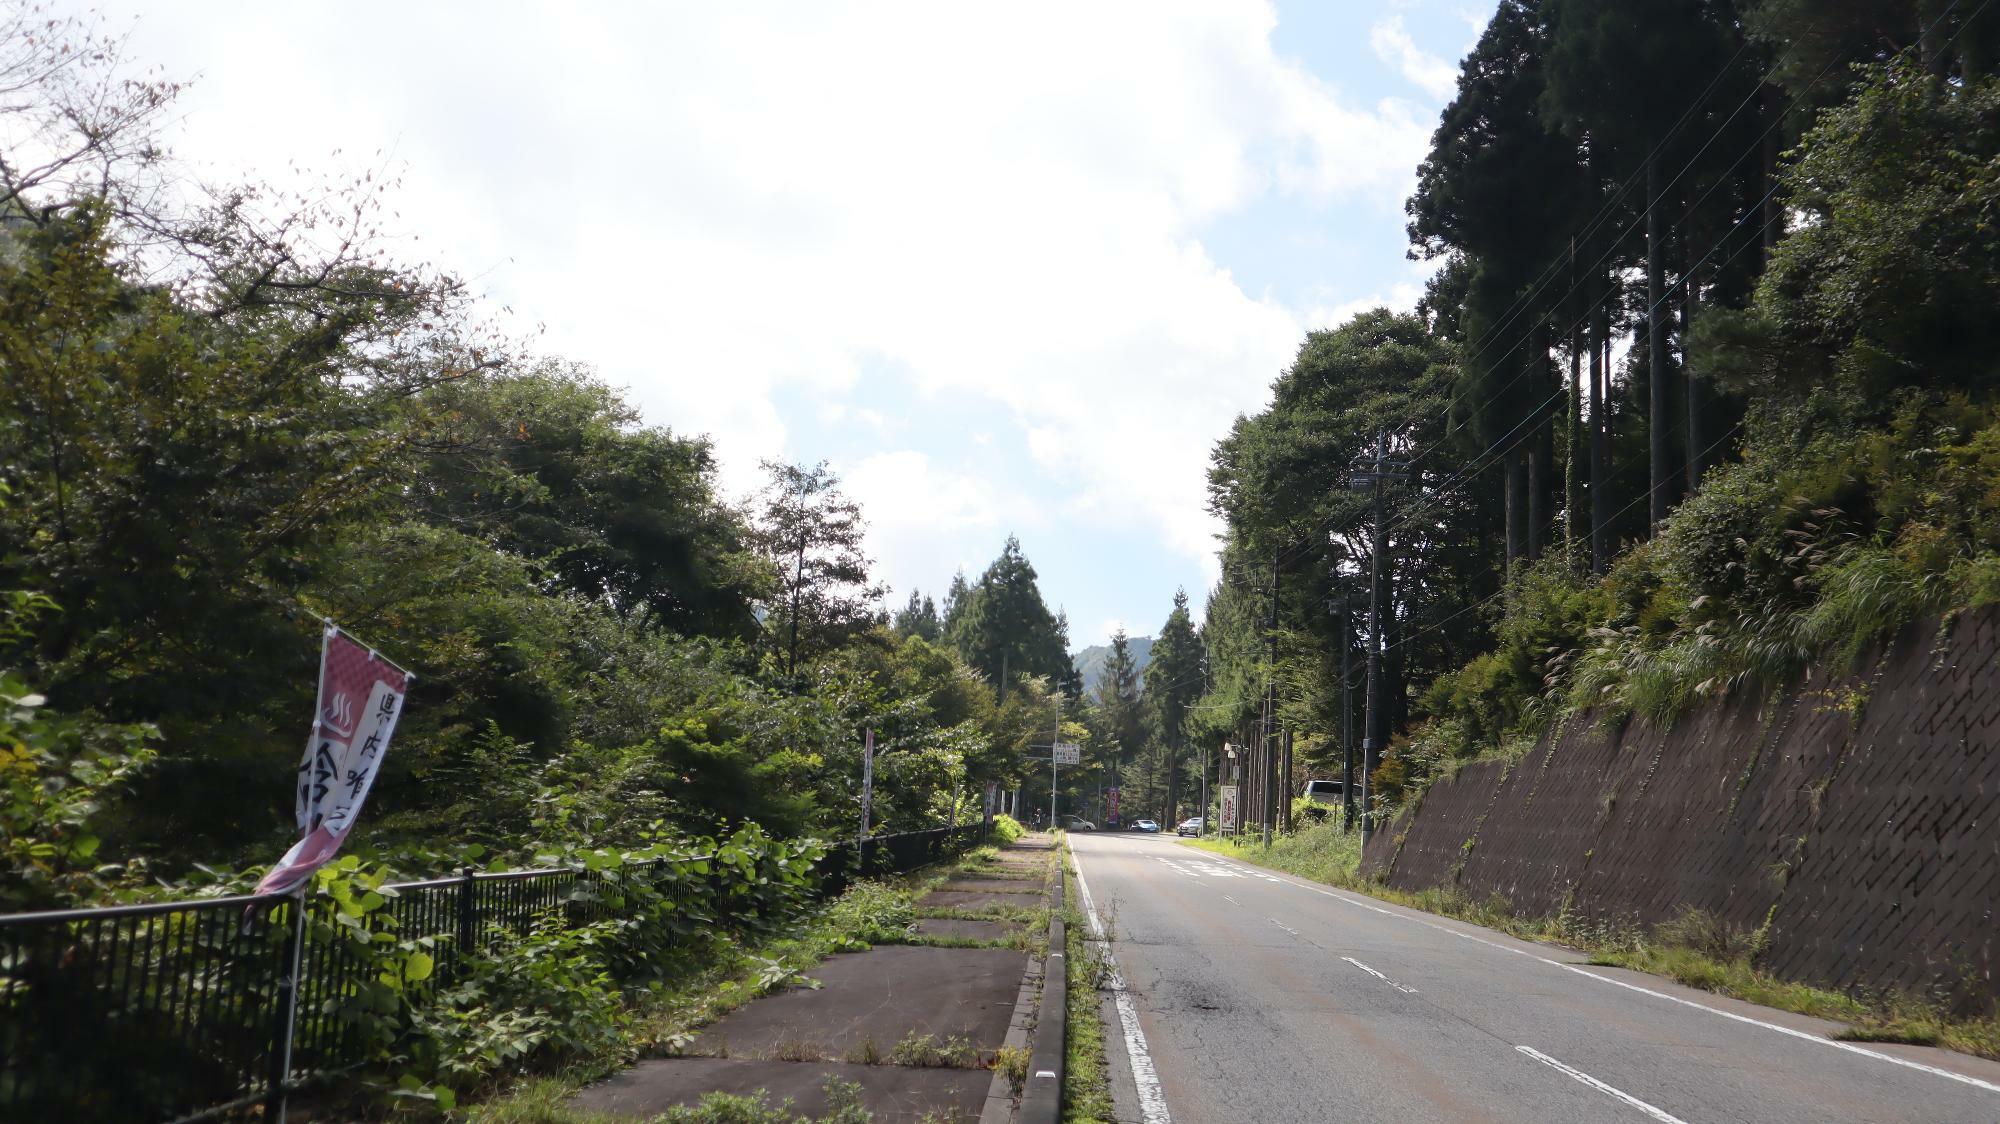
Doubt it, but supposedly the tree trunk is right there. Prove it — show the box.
[1647,150,1670,531]
[1527,322,1549,562]
[1528,441,1546,563]
[1761,85,1781,266]
[1566,299,1584,564]
[1590,288,1610,574]
[1684,263,1705,494]
[1921,0,1951,77]
[1505,447,1527,575]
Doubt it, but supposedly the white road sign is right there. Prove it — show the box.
[1054,742,1081,765]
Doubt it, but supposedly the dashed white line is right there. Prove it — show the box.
[1190,852,2000,1098]
[1517,1046,1690,1124]
[1268,916,1300,937]
[1342,956,1418,993]
[1072,853,1173,1124]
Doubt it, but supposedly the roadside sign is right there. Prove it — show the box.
[1219,785,1239,833]
[1053,742,1081,765]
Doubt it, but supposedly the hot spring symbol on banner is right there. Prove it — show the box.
[255,622,413,896]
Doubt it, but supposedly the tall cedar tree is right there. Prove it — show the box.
[947,536,1071,700]
[1144,589,1205,823]
[1097,629,1146,768]
[1408,0,1586,567]
[892,590,943,642]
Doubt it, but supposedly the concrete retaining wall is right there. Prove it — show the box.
[1360,609,2000,1012]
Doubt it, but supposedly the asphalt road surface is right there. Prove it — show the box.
[1068,831,2000,1124]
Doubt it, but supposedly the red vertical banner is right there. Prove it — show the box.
[256,623,412,895]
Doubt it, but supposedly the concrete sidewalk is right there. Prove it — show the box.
[569,834,1057,1123]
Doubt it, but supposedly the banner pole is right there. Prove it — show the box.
[266,888,309,1123]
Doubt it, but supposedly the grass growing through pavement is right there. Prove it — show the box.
[463,842,1016,1123]
[1061,895,1116,1124]
[1180,824,2000,1062]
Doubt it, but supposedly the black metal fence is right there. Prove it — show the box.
[0,823,986,1123]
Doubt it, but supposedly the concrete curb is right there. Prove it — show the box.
[1018,848,1068,1124]
[977,953,1039,1124]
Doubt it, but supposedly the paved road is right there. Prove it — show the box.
[1069,831,2000,1124]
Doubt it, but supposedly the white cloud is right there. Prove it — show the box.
[839,449,1037,602]
[107,0,1433,593]
[1370,14,1459,99]
[1306,282,1426,331]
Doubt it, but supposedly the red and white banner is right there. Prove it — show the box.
[256,623,412,896]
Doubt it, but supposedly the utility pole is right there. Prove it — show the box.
[1262,550,1279,847]
[1337,582,1357,833]
[787,476,809,680]
[1359,432,1393,847]
[1048,693,1060,829]
[1198,744,1210,833]
[1281,729,1293,833]
[786,533,806,677]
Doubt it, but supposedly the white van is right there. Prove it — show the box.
[1302,779,1345,805]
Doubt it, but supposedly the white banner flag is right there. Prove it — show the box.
[256,622,412,896]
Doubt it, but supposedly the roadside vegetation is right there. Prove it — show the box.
[1156,1,2000,1058]
[1060,843,1115,1124]
[1188,4,2000,820]
[459,835,1033,1123]
[0,10,1091,1113]
[1186,824,2000,1062]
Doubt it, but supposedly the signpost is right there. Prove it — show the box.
[1219,784,1239,836]
[860,728,875,849]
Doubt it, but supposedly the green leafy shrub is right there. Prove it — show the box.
[0,591,158,909]
[416,916,630,1087]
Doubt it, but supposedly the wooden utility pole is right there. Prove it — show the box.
[1362,432,1390,846]
[1262,550,1279,847]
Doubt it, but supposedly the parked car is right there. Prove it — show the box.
[1131,819,1160,833]
[1302,778,1345,806]
[1176,817,1203,836]
[1064,816,1096,832]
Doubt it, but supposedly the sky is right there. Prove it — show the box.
[95,1,1490,650]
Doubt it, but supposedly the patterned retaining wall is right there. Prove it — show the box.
[1360,609,2000,1013]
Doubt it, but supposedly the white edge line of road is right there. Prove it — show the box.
[1071,847,1174,1124]
[1517,1045,1691,1124]
[1196,852,2000,1098]
[1341,955,1418,994]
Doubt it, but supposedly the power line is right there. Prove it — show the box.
[1194,2,1979,708]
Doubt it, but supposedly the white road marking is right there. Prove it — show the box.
[1073,852,1173,1124]
[1268,917,1301,937]
[1517,1045,1690,1124]
[1188,851,2000,1098]
[1342,956,1418,993]
[1222,894,1240,907]
[1153,854,1279,881]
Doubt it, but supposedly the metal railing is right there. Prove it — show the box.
[0,823,986,1123]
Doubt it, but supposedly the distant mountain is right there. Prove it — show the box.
[1072,635,1153,698]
